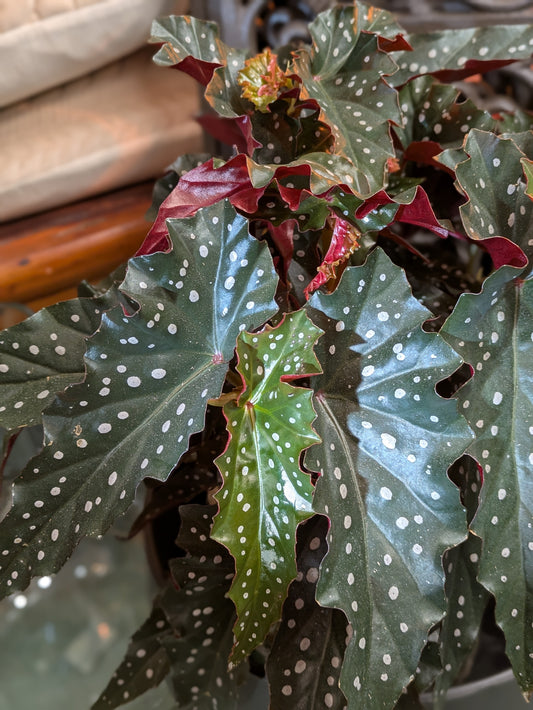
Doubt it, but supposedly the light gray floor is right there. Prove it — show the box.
[0,532,175,710]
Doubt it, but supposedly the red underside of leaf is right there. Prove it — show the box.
[356,186,450,238]
[137,155,266,256]
[377,34,412,53]
[265,220,297,279]
[171,55,223,86]
[304,216,359,298]
[474,236,528,270]
[404,140,453,175]
[276,165,313,210]
[431,58,516,84]
[196,114,259,155]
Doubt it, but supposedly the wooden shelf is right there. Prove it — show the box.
[0,181,155,324]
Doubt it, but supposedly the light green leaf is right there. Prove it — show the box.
[305,247,472,709]
[521,156,533,199]
[441,267,533,695]
[213,309,322,665]
[0,200,278,599]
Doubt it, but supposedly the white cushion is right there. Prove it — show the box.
[0,0,188,107]
[0,46,203,221]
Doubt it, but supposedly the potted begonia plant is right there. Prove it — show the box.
[0,3,532,708]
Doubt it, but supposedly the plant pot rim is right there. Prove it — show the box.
[447,668,515,699]
[421,668,516,703]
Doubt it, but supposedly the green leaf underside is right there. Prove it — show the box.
[212,309,322,665]
[160,505,239,710]
[441,267,533,694]
[0,288,123,431]
[0,200,278,598]
[266,515,348,709]
[294,6,399,197]
[445,130,533,265]
[92,607,172,710]
[305,247,472,709]
[391,24,533,86]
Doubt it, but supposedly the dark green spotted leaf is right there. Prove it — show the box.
[354,2,409,47]
[150,15,250,118]
[206,47,250,118]
[305,247,472,710]
[246,85,334,166]
[433,534,491,708]
[267,515,348,710]
[150,16,223,82]
[293,6,400,197]
[391,24,533,87]
[0,200,278,599]
[441,267,533,695]
[443,130,533,266]
[212,309,322,665]
[251,188,329,232]
[421,455,491,706]
[0,287,124,431]
[160,504,239,709]
[395,76,496,155]
[91,606,173,710]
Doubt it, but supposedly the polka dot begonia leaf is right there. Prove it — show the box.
[390,23,533,88]
[434,532,491,705]
[441,266,533,695]
[95,504,240,710]
[212,309,322,666]
[250,100,334,167]
[442,130,533,270]
[150,15,223,80]
[305,247,473,709]
[159,504,239,709]
[150,15,251,119]
[411,454,492,702]
[0,286,123,431]
[267,515,348,710]
[395,76,496,155]
[293,6,400,198]
[92,606,173,709]
[0,199,278,599]
[207,47,256,119]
